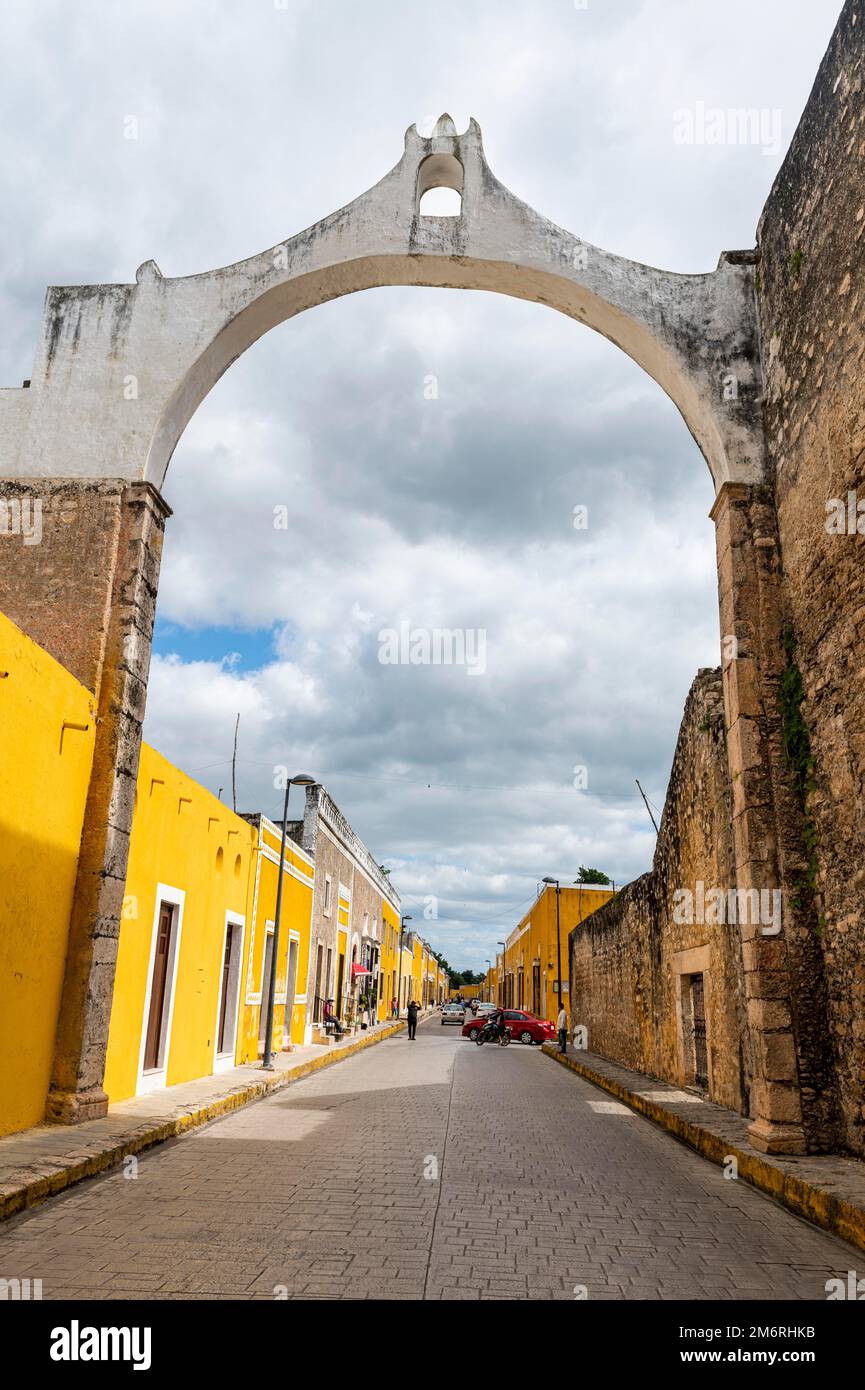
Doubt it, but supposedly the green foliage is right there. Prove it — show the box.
[789,247,803,277]
[450,968,485,987]
[576,866,611,885]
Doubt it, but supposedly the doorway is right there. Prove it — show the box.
[144,903,173,1071]
[138,884,185,1094]
[215,913,244,1070]
[258,930,275,1048]
[335,951,345,1021]
[283,935,299,1047]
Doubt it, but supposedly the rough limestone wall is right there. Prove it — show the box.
[570,669,751,1114]
[757,0,865,1153]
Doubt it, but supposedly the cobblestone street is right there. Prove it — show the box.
[0,1019,858,1301]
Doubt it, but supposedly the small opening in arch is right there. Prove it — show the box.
[419,186,462,217]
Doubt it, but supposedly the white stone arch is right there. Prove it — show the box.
[1,114,764,492]
[0,113,790,1147]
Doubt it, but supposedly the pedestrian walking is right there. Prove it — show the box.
[557,1002,568,1054]
[407,998,419,1040]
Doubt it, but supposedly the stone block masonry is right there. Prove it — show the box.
[757,0,865,1155]
[570,669,751,1117]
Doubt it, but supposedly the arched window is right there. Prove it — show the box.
[419,186,461,217]
[416,152,463,218]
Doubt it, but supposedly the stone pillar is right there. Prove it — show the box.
[46,482,170,1122]
[711,482,807,1155]
[0,477,170,1124]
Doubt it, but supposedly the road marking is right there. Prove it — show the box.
[588,1101,635,1115]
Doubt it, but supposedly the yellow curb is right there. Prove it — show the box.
[542,1044,865,1254]
[0,1020,407,1223]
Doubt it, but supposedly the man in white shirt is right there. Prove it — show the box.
[556,1003,568,1054]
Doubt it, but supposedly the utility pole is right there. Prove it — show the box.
[397,915,412,1018]
[261,772,316,1070]
[231,713,240,812]
[635,778,659,834]
[542,877,562,1015]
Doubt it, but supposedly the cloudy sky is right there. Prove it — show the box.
[0,0,842,970]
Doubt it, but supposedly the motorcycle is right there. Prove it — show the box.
[475,1017,510,1047]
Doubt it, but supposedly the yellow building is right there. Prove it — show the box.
[240,814,315,1051]
[103,747,316,1103]
[0,605,402,1138]
[379,901,402,1021]
[498,884,615,1020]
[0,609,97,1136]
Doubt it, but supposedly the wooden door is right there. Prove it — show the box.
[284,938,298,1046]
[691,974,708,1088]
[144,904,173,1070]
[259,935,274,1044]
[335,952,345,1020]
[217,926,233,1054]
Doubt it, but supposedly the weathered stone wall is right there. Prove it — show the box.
[570,669,752,1114]
[757,0,865,1153]
[0,479,128,694]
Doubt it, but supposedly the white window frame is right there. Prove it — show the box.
[323,874,333,916]
[137,883,185,1095]
[282,928,301,1047]
[213,910,246,1072]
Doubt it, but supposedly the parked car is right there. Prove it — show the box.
[441,1003,465,1026]
[462,1009,555,1045]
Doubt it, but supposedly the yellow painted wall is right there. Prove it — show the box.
[411,938,423,1005]
[380,901,400,1020]
[105,772,316,1102]
[249,819,314,1051]
[0,609,96,1136]
[103,745,258,1102]
[500,885,615,1019]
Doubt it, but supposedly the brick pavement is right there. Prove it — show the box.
[0,1018,858,1300]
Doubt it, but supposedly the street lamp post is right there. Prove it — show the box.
[497,941,506,1007]
[542,877,562,1016]
[397,915,412,1018]
[261,772,317,1070]
[485,959,491,1002]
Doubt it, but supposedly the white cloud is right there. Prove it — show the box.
[0,0,843,968]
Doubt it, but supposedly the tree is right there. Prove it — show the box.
[451,968,484,987]
[576,866,611,885]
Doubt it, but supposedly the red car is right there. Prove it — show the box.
[461,1009,555,1046]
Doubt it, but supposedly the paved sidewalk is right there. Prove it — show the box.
[543,1042,865,1253]
[0,1013,417,1221]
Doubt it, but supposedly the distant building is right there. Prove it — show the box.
[496,884,615,1020]
[289,784,401,1035]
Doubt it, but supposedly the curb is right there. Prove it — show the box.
[542,1044,865,1255]
[0,1019,407,1223]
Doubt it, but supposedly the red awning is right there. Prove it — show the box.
[351,963,372,979]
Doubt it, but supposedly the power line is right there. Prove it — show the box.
[179,754,664,804]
